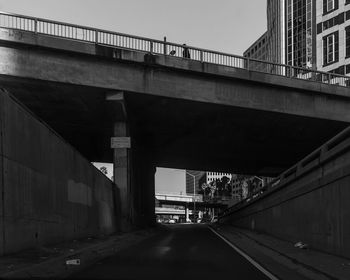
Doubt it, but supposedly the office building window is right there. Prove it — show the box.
[327,35,335,63]
[346,0,350,5]
[323,0,338,14]
[346,27,350,57]
[323,32,339,65]
[327,0,334,10]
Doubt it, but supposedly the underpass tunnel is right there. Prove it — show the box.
[1,75,349,233]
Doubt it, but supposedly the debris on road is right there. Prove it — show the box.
[66,259,80,265]
[294,241,308,249]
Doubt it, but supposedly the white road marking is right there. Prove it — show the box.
[209,227,280,280]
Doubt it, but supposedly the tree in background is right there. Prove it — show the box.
[99,166,108,175]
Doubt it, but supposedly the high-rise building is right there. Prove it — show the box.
[244,0,317,70]
[316,0,350,76]
[244,0,286,67]
[245,0,350,80]
[267,0,286,65]
[285,0,316,68]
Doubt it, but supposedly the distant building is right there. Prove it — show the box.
[243,32,270,72]
[186,170,232,195]
[206,172,232,184]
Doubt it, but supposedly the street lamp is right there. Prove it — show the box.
[186,171,196,223]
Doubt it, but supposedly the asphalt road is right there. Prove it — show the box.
[70,224,272,280]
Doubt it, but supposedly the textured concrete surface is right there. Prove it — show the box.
[0,89,116,256]
[0,228,157,279]
[220,126,350,259]
[0,28,349,174]
[213,225,350,280]
[0,28,350,122]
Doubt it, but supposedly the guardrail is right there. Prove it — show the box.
[219,125,350,219]
[156,193,203,202]
[1,11,350,87]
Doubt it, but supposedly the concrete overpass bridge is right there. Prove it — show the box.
[1,12,350,258]
[0,12,350,175]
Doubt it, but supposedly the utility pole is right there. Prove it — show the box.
[186,171,196,223]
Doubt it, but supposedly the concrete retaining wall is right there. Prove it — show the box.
[220,127,350,259]
[0,89,116,256]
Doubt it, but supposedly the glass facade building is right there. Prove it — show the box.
[286,0,315,68]
[244,0,317,70]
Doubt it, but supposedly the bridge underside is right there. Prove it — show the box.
[0,75,347,176]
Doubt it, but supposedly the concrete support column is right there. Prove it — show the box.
[113,122,131,232]
[112,123,156,230]
[131,148,156,228]
[0,92,4,256]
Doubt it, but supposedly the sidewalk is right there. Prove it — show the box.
[0,227,160,279]
[211,224,350,280]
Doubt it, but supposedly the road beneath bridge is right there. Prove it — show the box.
[70,224,273,280]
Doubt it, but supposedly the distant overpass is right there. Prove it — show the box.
[155,193,228,209]
[155,207,188,215]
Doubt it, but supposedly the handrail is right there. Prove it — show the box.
[219,125,350,219]
[0,11,350,87]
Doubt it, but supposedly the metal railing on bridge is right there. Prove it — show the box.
[155,193,203,203]
[1,11,350,87]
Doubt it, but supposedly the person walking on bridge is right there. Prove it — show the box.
[182,44,190,58]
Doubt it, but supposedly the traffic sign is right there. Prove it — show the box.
[111,137,131,148]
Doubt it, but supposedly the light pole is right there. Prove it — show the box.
[186,171,196,223]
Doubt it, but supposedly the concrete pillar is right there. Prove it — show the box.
[113,122,131,232]
[131,148,156,228]
[0,92,4,256]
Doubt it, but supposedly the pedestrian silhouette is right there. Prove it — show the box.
[182,44,190,58]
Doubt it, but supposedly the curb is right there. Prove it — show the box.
[0,229,158,279]
[212,225,344,280]
[208,225,280,280]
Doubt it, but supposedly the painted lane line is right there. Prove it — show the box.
[209,227,279,280]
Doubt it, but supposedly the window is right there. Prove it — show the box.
[323,0,338,14]
[323,31,339,65]
[346,0,350,5]
[346,27,350,58]
[327,35,335,63]
[327,0,334,11]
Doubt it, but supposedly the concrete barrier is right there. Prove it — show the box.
[219,126,350,259]
[0,89,116,256]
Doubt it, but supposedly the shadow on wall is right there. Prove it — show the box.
[0,88,117,256]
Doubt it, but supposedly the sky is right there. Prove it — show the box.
[0,0,267,194]
[0,0,267,55]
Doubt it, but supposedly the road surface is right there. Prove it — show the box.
[70,224,272,279]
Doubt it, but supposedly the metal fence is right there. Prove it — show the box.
[1,11,350,87]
